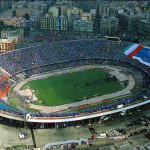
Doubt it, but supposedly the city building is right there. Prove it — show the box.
[29,10,43,30]
[1,28,24,48]
[60,5,68,16]
[141,2,150,13]
[109,7,124,17]
[81,13,92,21]
[0,0,12,14]
[4,17,25,28]
[99,4,110,15]
[119,13,146,34]
[67,7,83,28]
[48,7,59,17]
[73,20,93,32]
[100,17,119,36]
[0,37,16,53]
[26,1,48,13]
[59,15,68,30]
[0,9,13,22]
[40,14,54,30]
[138,19,150,38]
[72,7,83,17]
[15,8,35,18]
[90,9,96,20]
[123,7,135,15]
[40,14,67,31]
[40,4,48,14]
[12,1,26,9]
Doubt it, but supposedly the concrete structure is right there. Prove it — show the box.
[67,7,83,25]
[40,14,67,31]
[73,7,83,17]
[59,15,68,30]
[1,28,24,48]
[81,13,92,21]
[40,14,54,30]
[123,6,135,15]
[0,37,16,53]
[109,7,124,17]
[0,0,12,14]
[73,20,93,32]
[48,7,59,17]
[119,13,146,34]
[0,99,149,123]
[4,17,25,28]
[0,9,13,22]
[100,17,119,36]
[12,1,26,9]
[26,1,48,13]
[43,138,88,149]
[29,10,43,30]
[90,9,96,20]
[0,9,42,30]
[60,5,68,16]
[138,19,150,38]
[15,8,35,18]
[99,4,110,15]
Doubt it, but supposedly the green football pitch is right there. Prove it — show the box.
[27,68,124,106]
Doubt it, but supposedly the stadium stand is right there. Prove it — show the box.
[0,39,149,119]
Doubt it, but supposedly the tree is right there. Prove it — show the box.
[24,27,31,36]
[3,25,15,29]
[0,20,4,26]
[24,13,30,20]
[94,5,100,34]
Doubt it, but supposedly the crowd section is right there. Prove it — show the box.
[0,39,149,118]
[0,39,128,76]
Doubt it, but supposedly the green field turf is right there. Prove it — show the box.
[27,68,124,106]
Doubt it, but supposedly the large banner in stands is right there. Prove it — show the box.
[124,43,150,67]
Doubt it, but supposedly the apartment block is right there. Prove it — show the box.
[0,37,16,53]
[100,17,119,36]
[40,14,67,31]
[1,28,24,48]
[4,17,25,28]
[73,20,93,32]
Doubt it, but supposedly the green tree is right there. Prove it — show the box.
[23,13,29,20]
[0,20,4,26]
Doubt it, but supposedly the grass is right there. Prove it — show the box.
[8,96,40,112]
[9,96,20,109]
[27,68,124,106]
[6,145,27,150]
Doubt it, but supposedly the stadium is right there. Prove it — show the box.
[0,39,149,127]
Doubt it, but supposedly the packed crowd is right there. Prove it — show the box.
[0,39,127,76]
[0,39,149,77]
[0,39,149,118]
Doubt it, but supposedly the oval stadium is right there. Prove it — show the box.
[0,39,149,125]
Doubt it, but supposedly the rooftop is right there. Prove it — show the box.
[0,37,15,43]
